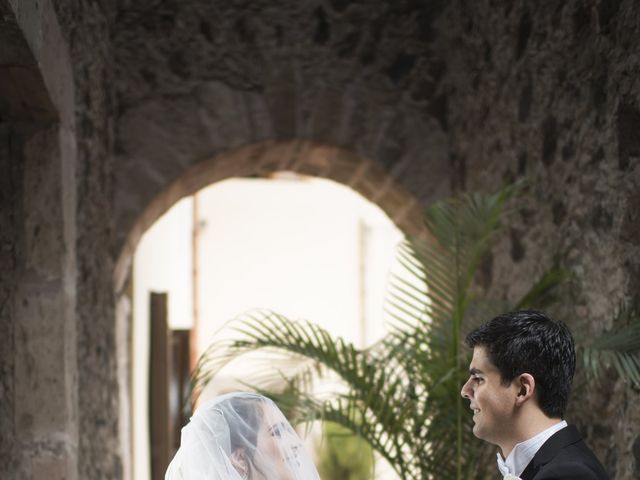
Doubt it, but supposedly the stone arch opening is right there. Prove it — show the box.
[115,139,425,292]
[115,139,427,478]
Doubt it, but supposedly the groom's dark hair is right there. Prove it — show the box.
[465,310,576,418]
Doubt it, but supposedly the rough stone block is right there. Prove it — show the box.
[22,126,64,278]
[31,450,73,480]
[14,282,71,439]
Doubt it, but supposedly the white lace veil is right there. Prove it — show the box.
[165,392,320,480]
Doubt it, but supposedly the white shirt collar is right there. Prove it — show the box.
[496,420,567,477]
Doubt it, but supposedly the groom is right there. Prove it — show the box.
[460,310,609,479]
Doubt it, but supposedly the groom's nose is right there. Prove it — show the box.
[460,378,473,399]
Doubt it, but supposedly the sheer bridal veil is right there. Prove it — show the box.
[165,392,320,480]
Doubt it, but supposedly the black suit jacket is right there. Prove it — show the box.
[520,425,609,480]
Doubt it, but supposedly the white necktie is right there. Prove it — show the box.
[497,453,522,479]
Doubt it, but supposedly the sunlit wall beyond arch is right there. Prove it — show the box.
[196,175,403,349]
[132,175,404,480]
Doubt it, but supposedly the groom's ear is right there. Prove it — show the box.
[514,373,536,406]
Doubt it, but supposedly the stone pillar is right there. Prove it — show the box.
[12,125,78,480]
[1,0,79,478]
[0,122,22,479]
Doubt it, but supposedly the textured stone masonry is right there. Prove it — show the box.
[438,1,640,476]
[2,0,640,478]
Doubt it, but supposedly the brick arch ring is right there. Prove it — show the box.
[113,138,425,292]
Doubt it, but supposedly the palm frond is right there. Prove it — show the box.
[578,300,640,387]
[380,184,522,479]
[514,265,571,310]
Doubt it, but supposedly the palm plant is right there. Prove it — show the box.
[190,184,640,479]
[578,299,640,388]
[316,421,374,480]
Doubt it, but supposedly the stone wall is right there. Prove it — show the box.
[50,0,123,478]
[0,121,22,479]
[438,0,640,477]
[3,0,640,478]
[110,0,453,255]
[2,0,80,479]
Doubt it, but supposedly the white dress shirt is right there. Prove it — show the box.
[496,420,568,477]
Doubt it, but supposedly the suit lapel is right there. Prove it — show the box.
[520,425,582,480]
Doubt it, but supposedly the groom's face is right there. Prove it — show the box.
[461,346,519,448]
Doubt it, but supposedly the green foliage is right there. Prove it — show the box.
[190,182,640,479]
[380,185,530,479]
[316,422,373,480]
[578,299,640,388]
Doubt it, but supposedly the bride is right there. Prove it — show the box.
[165,392,320,480]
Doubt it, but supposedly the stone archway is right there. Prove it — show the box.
[114,138,427,479]
[108,4,452,478]
[112,71,451,266]
[114,139,425,292]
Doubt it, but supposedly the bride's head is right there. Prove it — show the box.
[224,394,300,480]
[166,392,318,480]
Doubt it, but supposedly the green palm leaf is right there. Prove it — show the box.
[514,265,571,310]
[192,310,432,479]
[578,300,640,387]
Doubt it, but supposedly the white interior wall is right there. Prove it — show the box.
[195,176,402,352]
[132,197,193,480]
